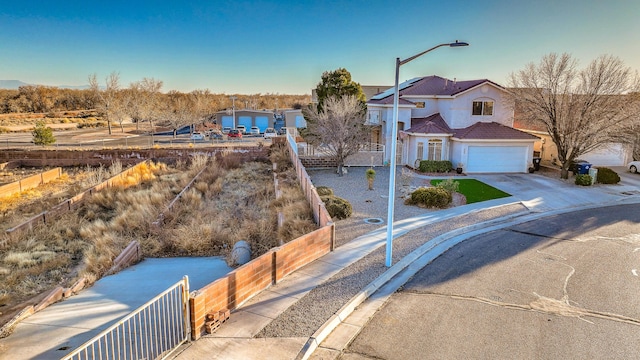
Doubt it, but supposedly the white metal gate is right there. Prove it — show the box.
[61,276,190,360]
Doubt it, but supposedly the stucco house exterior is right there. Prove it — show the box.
[366,75,539,173]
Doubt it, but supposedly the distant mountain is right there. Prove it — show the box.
[0,80,30,89]
[0,80,91,90]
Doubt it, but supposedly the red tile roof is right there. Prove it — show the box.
[453,121,540,140]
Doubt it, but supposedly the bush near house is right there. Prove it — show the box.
[596,167,620,184]
[418,160,453,173]
[316,186,334,196]
[320,194,352,219]
[406,187,452,208]
[575,174,592,186]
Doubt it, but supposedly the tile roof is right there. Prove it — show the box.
[405,113,453,134]
[367,75,504,104]
[453,121,540,140]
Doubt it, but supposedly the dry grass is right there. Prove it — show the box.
[0,146,317,332]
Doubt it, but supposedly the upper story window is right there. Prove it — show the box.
[414,102,425,108]
[367,110,381,125]
[472,101,494,116]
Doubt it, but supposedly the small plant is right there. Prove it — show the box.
[321,195,352,220]
[575,174,592,186]
[316,186,334,196]
[365,168,376,190]
[435,178,459,194]
[32,121,56,146]
[405,187,452,208]
[596,167,620,184]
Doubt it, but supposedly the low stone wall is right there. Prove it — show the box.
[189,225,334,340]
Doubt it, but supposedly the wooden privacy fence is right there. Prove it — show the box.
[189,138,335,340]
[0,167,62,198]
[3,161,149,239]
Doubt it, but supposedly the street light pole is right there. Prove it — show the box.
[230,96,237,129]
[385,41,469,267]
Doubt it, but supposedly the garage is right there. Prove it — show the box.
[580,143,629,166]
[255,116,269,133]
[467,146,528,173]
[238,116,253,130]
[221,116,234,129]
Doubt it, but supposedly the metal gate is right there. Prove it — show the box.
[62,276,190,360]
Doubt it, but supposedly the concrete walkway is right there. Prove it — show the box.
[0,257,232,360]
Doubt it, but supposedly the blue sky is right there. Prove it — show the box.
[1,1,638,94]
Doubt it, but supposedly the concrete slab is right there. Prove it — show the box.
[174,337,307,360]
[320,323,360,351]
[0,257,231,360]
[208,310,272,338]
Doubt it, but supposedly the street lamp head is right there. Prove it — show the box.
[449,40,469,47]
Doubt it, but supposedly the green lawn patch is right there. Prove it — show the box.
[430,178,511,204]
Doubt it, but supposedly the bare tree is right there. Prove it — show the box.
[163,91,192,137]
[509,53,640,178]
[302,95,369,176]
[128,78,164,137]
[89,72,121,135]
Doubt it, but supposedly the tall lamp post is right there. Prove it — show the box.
[385,40,469,267]
[229,96,237,129]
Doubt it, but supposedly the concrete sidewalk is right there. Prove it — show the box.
[0,258,232,360]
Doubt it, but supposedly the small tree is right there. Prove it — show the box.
[366,168,376,190]
[32,121,56,146]
[303,95,370,176]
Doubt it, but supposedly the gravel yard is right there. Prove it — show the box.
[257,166,527,338]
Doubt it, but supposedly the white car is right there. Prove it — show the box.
[263,127,277,138]
[222,127,231,134]
[190,132,205,140]
[250,126,260,136]
[236,125,247,134]
[628,160,640,173]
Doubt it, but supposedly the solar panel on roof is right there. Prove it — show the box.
[370,77,422,100]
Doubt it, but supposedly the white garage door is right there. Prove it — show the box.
[580,143,626,166]
[467,146,528,173]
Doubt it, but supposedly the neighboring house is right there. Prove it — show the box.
[512,106,633,166]
[283,109,306,129]
[367,75,539,173]
[213,109,275,133]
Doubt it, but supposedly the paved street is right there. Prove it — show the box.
[344,203,640,360]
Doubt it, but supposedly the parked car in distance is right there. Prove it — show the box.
[263,127,277,138]
[277,127,289,135]
[190,132,205,140]
[222,127,231,134]
[628,160,640,173]
[236,125,247,134]
[250,126,260,136]
[208,130,223,140]
[227,129,242,138]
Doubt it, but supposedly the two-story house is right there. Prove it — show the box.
[366,75,539,173]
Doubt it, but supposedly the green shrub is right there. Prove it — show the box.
[406,187,452,208]
[418,160,453,173]
[32,121,56,146]
[596,167,620,184]
[316,186,334,196]
[575,174,592,186]
[435,178,459,194]
[321,195,352,220]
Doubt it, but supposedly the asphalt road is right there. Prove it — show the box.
[344,203,640,360]
[0,127,268,149]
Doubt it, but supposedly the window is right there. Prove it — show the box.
[367,110,381,124]
[472,101,494,116]
[417,143,424,160]
[427,139,442,161]
[415,102,425,108]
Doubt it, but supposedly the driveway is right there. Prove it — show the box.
[345,203,640,359]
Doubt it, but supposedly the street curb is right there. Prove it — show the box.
[296,197,640,359]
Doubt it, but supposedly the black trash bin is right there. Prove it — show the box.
[532,157,541,171]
